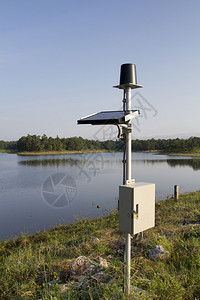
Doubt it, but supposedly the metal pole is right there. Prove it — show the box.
[126,87,132,181]
[125,87,132,295]
[122,89,126,186]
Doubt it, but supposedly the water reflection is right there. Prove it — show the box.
[19,158,84,167]
[134,159,200,171]
[167,159,200,171]
[19,157,200,171]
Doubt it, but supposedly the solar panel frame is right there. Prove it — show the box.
[77,110,139,125]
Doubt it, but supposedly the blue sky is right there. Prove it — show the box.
[0,0,200,141]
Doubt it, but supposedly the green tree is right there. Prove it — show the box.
[41,134,48,151]
[55,135,62,151]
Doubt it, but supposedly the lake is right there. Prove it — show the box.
[0,152,200,241]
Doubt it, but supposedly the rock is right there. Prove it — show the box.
[72,275,88,289]
[92,272,111,283]
[77,275,89,288]
[130,285,150,299]
[70,256,108,278]
[149,245,169,261]
[90,237,100,243]
[74,272,111,289]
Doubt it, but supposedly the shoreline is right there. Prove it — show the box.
[17,150,116,156]
[1,149,200,157]
[162,152,200,157]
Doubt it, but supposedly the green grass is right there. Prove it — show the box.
[0,192,200,299]
[2,149,200,157]
[168,153,200,157]
[17,150,116,156]
[0,149,17,153]
[0,149,116,156]
[163,152,200,157]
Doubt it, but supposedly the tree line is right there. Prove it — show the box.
[0,140,17,151]
[16,134,124,152]
[0,135,200,153]
[133,137,200,153]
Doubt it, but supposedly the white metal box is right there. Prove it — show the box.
[119,182,155,234]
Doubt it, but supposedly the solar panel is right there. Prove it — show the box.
[77,110,139,125]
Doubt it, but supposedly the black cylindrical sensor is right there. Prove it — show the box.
[120,63,137,86]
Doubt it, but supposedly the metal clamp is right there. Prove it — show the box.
[125,179,135,185]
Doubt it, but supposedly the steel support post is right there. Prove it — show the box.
[124,87,132,295]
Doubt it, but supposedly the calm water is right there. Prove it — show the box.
[0,152,200,240]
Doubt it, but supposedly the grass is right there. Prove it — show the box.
[0,149,116,156]
[2,149,200,157]
[0,149,17,154]
[17,150,116,156]
[0,191,200,299]
[16,151,200,157]
[162,151,200,157]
